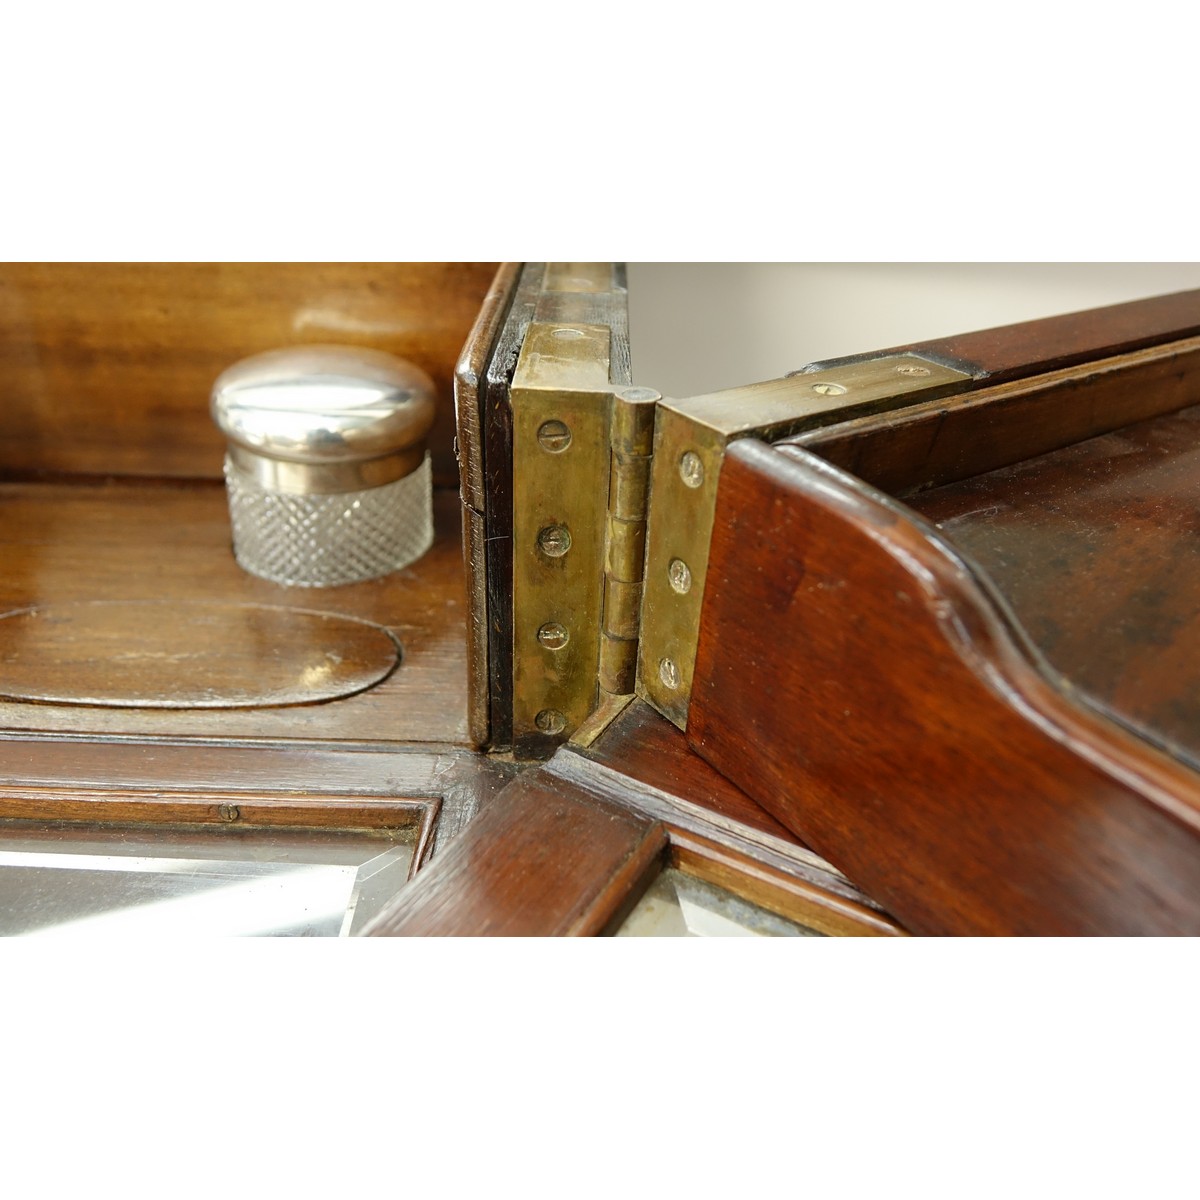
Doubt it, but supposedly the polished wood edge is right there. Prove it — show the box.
[545,748,894,917]
[804,289,1200,383]
[0,738,472,784]
[787,335,1200,495]
[456,264,522,749]
[455,263,523,514]
[669,832,906,937]
[577,821,669,936]
[410,796,442,879]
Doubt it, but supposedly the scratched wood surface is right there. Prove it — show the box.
[0,263,497,487]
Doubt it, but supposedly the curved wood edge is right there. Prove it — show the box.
[688,439,1200,935]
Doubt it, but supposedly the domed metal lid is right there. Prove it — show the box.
[211,345,436,465]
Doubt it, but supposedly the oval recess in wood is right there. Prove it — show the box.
[0,602,401,709]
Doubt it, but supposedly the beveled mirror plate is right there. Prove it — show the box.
[0,601,401,709]
[0,822,416,937]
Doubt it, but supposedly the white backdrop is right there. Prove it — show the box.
[627,263,1200,397]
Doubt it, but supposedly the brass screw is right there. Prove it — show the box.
[535,709,566,734]
[537,622,569,650]
[668,558,692,594]
[812,382,847,396]
[679,451,705,488]
[217,803,240,822]
[659,657,680,689]
[537,419,573,453]
[897,364,931,377]
[537,525,572,557]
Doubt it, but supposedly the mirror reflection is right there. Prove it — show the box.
[0,822,415,937]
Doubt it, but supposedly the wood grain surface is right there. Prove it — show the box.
[0,263,497,487]
[790,336,1200,497]
[364,765,667,936]
[0,481,468,742]
[687,438,1200,935]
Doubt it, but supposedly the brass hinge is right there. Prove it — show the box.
[509,318,659,757]
[634,355,973,729]
[507,266,972,756]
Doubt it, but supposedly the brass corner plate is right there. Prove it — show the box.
[636,355,972,729]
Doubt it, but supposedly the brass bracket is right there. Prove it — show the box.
[510,320,658,757]
[635,355,972,729]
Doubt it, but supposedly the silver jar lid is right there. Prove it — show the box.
[211,345,436,494]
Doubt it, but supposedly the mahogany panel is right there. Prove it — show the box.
[908,404,1200,771]
[810,288,1200,383]
[688,438,1200,935]
[0,263,497,487]
[364,767,667,936]
[0,482,468,743]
